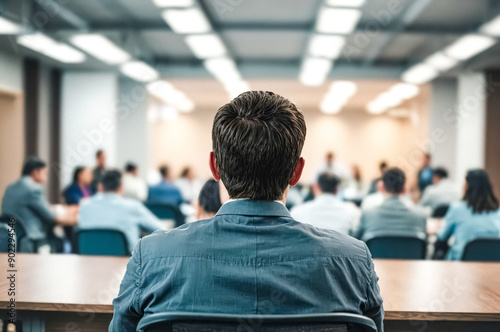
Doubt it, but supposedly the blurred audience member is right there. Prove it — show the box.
[122,162,147,201]
[2,157,63,252]
[417,153,433,193]
[313,151,352,183]
[367,161,388,194]
[147,165,183,205]
[344,165,364,199]
[196,179,222,220]
[175,167,201,203]
[361,180,385,211]
[91,149,107,192]
[355,168,427,241]
[291,173,360,235]
[437,170,500,260]
[63,166,93,205]
[419,168,459,212]
[79,170,164,251]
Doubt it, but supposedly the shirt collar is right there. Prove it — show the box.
[216,200,291,218]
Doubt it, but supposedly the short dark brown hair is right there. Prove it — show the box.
[382,168,406,194]
[212,91,306,201]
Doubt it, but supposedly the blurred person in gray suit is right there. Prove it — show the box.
[2,157,65,252]
[419,167,460,212]
[355,168,427,242]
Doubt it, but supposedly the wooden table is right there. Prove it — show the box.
[1,255,499,331]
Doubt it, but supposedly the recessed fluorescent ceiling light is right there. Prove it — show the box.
[401,63,438,84]
[17,33,85,63]
[309,35,346,59]
[316,8,361,34]
[330,80,357,97]
[152,0,194,7]
[389,83,419,100]
[120,61,159,82]
[424,51,458,71]
[225,80,250,99]
[299,58,332,86]
[204,57,241,83]
[0,17,21,34]
[326,0,365,7]
[162,8,211,33]
[70,34,130,65]
[185,34,226,59]
[444,34,496,61]
[147,80,195,112]
[479,15,500,36]
[366,100,386,114]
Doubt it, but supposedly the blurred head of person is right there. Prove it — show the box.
[180,167,195,181]
[423,153,431,167]
[432,167,448,184]
[382,168,406,196]
[73,166,92,186]
[314,172,340,197]
[125,162,138,176]
[352,165,362,182]
[96,149,106,168]
[98,170,123,194]
[22,156,48,184]
[159,165,170,181]
[326,152,334,166]
[210,91,306,202]
[379,161,388,175]
[463,169,499,214]
[196,179,222,220]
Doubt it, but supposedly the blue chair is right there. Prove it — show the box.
[365,234,427,259]
[137,312,377,332]
[77,229,129,256]
[0,223,11,252]
[144,202,185,228]
[462,238,500,262]
[0,214,34,253]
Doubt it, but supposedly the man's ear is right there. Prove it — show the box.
[289,157,305,186]
[209,151,220,181]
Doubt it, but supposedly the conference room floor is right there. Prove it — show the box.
[1,254,499,331]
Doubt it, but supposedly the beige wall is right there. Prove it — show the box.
[151,95,429,189]
[0,92,24,207]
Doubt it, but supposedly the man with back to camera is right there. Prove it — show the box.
[110,91,384,331]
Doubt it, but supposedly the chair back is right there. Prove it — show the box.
[144,202,185,228]
[431,204,450,218]
[137,312,377,332]
[462,238,500,262]
[0,214,33,252]
[365,234,427,259]
[0,223,11,252]
[77,228,129,256]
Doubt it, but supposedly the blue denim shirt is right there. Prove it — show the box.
[110,200,384,331]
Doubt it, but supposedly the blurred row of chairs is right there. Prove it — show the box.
[2,204,500,261]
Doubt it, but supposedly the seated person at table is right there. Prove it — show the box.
[63,166,93,205]
[2,156,63,252]
[291,172,359,235]
[419,167,459,212]
[437,169,500,260]
[147,166,183,205]
[79,170,164,252]
[122,162,148,201]
[110,91,384,331]
[195,179,222,220]
[355,168,427,242]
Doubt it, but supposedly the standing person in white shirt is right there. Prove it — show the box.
[122,163,148,201]
[291,172,360,235]
[419,168,460,212]
[313,152,352,183]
